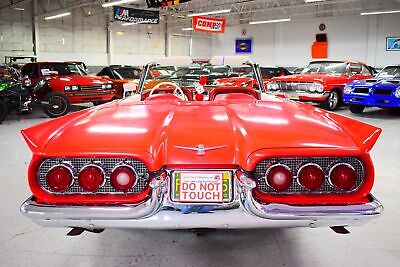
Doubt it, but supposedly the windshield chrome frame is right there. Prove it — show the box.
[136,61,266,95]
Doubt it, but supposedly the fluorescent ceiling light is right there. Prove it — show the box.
[304,0,325,3]
[44,12,71,20]
[249,18,291,25]
[14,7,25,11]
[102,0,139,8]
[361,10,400,15]
[187,9,231,17]
[181,27,193,31]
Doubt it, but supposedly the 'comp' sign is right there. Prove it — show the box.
[192,16,226,33]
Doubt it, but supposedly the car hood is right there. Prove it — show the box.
[349,77,400,89]
[272,73,347,84]
[22,98,381,171]
[50,75,111,85]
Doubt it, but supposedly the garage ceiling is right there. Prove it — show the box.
[2,0,400,27]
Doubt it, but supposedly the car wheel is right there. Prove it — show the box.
[43,92,70,118]
[321,90,340,111]
[0,99,8,123]
[349,104,365,114]
[92,101,105,106]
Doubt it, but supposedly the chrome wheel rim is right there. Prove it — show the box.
[48,96,67,115]
[328,91,338,109]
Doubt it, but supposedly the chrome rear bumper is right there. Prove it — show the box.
[20,179,382,230]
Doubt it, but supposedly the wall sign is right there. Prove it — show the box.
[146,0,191,8]
[113,6,159,24]
[386,37,400,51]
[192,16,226,33]
[235,39,252,53]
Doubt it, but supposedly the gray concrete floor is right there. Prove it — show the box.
[0,106,399,267]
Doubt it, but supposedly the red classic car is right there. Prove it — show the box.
[267,60,373,110]
[21,62,115,117]
[20,59,382,235]
[214,66,291,88]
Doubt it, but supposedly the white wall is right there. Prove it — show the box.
[1,5,398,68]
[211,14,400,67]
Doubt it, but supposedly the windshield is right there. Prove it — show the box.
[377,66,400,78]
[112,67,141,79]
[40,63,84,76]
[302,62,347,75]
[139,63,263,93]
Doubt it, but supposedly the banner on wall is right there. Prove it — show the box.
[113,6,159,24]
[192,16,226,33]
[235,39,252,53]
[146,0,191,8]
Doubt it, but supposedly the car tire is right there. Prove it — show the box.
[92,101,106,106]
[42,92,70,118]
[349,104,365,114]
[320,90,340,111]
[0,99,8,123]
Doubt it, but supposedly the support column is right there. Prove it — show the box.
[106,14,113,65]
[31,0,40,57]
[164,18,168,57]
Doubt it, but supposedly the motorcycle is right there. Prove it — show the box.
[0,78,33,123]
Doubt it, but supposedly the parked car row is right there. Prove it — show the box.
[1,58,398,123]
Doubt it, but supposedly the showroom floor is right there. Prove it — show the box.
[0,106,399,267]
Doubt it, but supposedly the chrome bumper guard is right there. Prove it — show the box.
[20,178,382,230]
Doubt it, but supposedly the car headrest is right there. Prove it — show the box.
[213,93,256,101]
[145,93,182,102]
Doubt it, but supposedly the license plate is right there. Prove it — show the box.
[286,93,299,100]
[171,171,232,204]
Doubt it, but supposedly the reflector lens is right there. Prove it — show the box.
[110,166,136,191]
[298,165,325,191]
[330,164,357,191]
[78,166,104,192]
[266,165,292,191]
[46,166,72,192]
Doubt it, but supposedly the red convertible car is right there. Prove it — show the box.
[267,60,373,110]
[20,59,382,235]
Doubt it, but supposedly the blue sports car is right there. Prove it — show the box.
[343,65,400,113]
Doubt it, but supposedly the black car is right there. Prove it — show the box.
[97,65,142,80]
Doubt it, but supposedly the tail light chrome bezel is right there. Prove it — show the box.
[328,162,357,191]
[110,163,139,191]
[77,163,107,192]
[45,163,75,192]
[264,163,293,192]
[296,163,325,191]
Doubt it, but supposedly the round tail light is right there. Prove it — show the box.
[46,165,73,192]
[298,164,325,191]
[329,164,357,191]
[266,164,292,191]
[110,166,137,191]
[78,165,104,192]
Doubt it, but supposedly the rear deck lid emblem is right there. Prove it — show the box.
[174,144,228,156]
